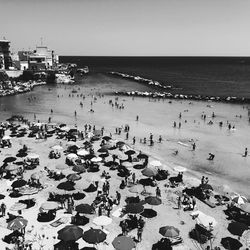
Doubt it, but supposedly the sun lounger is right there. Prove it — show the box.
[50,217,69,227]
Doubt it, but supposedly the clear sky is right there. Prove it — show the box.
[1,0,250,56]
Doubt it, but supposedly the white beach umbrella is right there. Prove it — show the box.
[191,210,217,228]
[66,153,78,160]
[2,135,11,140]
[77,149,89,156]
[27,153,39,159]
[173,166,187,172]
[52,145,63,151]
[150,160,162,168]
[91,157,102,163]
[60,126,70,131]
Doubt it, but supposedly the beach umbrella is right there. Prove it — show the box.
[40,201,59,212]
[93,216,112,227]
[133,164,145,170]
[240,203,250,213]
[58,225,83,241]
[5,164,19,172]
[72,165,86,173]
[0,194,5,200]
[2,135,11,140]
[56,164,69,170]
[232,195,248,205]
[3,156,17,163]
[11,179,27,188]
[116,141,125,147]
[104,161,119,167]
[97,148,108,153]
[57,181,75,191]
[228,221,248,236]
[112,236,135,250]
[102,136,111,141]
[52,145,63,151]
[82,228,107,244]
[77,149,89,156]
[75,204,95,214]
[122,162,134,168]
[99,153,109,158]
[84,154,96,160]
[8,217,28,231]
[159,226,180,238]
[125,150,136,155]
[66,153,78,160]
[19,186,38,196]
[137,153,148,159]
[84,183,98,192]
[91,157,102,163]
[101,144,114,150]
[150,160,162,168]
[10,202,27,211]
[72,192,86,200]
[199,183,213,191]
[145,196,162,206]
[173,166,187,172]
[142,167,157,177]
[30,172,43,180]
[221,237,243,250]
[27,153,39,159]
[67,173,81,182]
[125,203,144,214]
[140,208,157,218]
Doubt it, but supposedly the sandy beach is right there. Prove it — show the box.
[0,75,249,250]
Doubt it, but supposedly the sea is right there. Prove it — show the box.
[0,57,250,198]
[61,56,250,98]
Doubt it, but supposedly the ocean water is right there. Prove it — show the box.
[0,73,249,198]
[61,56,250,98]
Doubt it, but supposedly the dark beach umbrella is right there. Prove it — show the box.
[11,179,27,188]
[97,148,108,153]
[140,208,157,218]
[116,141,125,147]
[67,173,81,182]
[58,225,83,241]
[75,204,95,214]
[142,167,157,177]
[137,153,148,159]
[221,237,243,250]
[199,183,213,190]
[57,181,75,191]
[16,152,28,158]
[159,226,180,238]
[72,165,86,173]
[145,196,162,206]
[0,194,5,200]
[14,161,24,166]
[125,203,144,214]
[125,150,136,155]
[133,164,145,170]
[3,157,17,163]
[72,192,86,200]
[99,153,109,158]
[82,228,107,244]
[112,235,135,250]
[68,145,79,153]
[8,217,28,231]
[102,136,111,141]
[83,183,97,192]
[139,178,154,186]
[227,221,248,236]
[84,154,95,160]
[104,161,119,167]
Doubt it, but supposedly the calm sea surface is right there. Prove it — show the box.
[61,56,250,98]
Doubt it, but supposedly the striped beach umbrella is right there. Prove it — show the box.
[232,195,248,205]
[8,217,28,231]
[159,226,180,238]
[10,202,27,211]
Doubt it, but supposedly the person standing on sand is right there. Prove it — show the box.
[136,115,139,121]
[132,136,136,145]
[192,143,196,151]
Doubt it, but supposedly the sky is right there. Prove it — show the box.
[1,0,250,56]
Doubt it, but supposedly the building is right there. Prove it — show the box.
[28,45,58,71]
[0,39,12,70]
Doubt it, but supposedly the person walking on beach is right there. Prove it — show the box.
[126,132,129,140]
[132,136,136,144]
[136,115,139,121]
[137,227,143,242]
[1,203,6,217]
[156,186,161,197]
[158,135,162,143]
[192,143,196,151]
[116,191,121,205]
[244,147,248,157]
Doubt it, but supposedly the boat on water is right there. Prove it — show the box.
[55,73,75,84]
[76,66,89,75]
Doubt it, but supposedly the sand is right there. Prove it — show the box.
[0,122,248,250]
